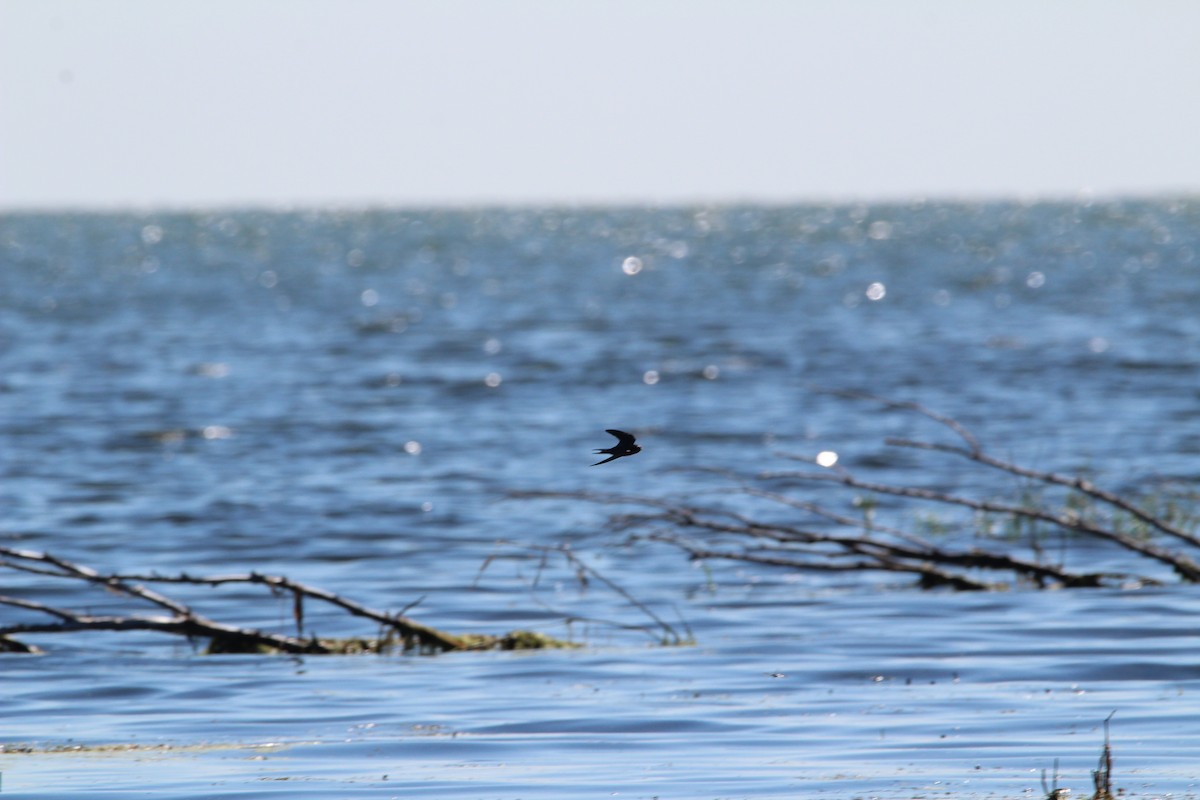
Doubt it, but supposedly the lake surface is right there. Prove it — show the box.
[2,201,1199,797]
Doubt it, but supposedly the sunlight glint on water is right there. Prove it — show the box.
[2,202,1199,797]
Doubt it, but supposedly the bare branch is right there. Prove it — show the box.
[0,613,325,654]
[887,436,1200,549]
[759,468,1200,582]
[516,395,1198,591]
[815,387,982,454]
[105,570,465,652]
[0,545,584,654]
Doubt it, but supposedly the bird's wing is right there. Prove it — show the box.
[606,429,636,446]
[591,453,620,466]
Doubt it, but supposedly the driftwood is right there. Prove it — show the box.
[517,394,1199,591]
[0,545,578,655]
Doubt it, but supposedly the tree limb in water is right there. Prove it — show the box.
[0,545,580,655]
[516,396,1198,590]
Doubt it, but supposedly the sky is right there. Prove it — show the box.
[2,0,1199,209]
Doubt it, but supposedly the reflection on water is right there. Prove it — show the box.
[2,201,1199,796]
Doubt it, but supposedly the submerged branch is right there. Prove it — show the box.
[0,545,578,655]
[758,467,1200,583]
[517,396,1198,591]
[108,569,466,652]
[887,436,1200,550]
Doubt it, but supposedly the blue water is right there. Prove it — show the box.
[2,201,1200,797]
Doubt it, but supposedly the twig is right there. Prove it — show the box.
[0,592,326,654]
[108,570,464,651]
[647,533,996,591]
[887,436,1200,549]
[759,467,1200,582]
[0,546,490,653]
[815,387,982,454]
[1092,711,1116,800]
[514,395,1197,590]
[479,540,691,645]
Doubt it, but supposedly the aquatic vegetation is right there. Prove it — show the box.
[1042,713,1117,800]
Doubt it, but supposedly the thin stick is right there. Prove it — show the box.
[1,546,466,653]
[888,437,1200,549]
[815,387,982,454]
[107,570,464,651]
[758,469,1200,582]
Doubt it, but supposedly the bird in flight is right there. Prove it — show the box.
[591,429,642,466]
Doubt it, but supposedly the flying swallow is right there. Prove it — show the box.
[591,429,641,466]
